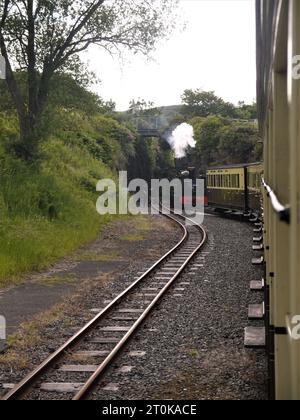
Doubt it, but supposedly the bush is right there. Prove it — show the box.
[48,109,136,171]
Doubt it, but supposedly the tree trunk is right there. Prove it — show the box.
[14,67,53,161]
[14,112,36,161]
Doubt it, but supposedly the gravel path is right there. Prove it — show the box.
[0,214,267,400]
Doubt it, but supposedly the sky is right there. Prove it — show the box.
[86,0,256,111]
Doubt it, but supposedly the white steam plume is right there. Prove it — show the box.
[168,123,196,159]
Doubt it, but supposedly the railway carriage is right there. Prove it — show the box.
[247,163,264,210]
[206,162,263,213]
[256,0,300,400]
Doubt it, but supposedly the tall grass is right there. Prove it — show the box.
[0,123,122,287]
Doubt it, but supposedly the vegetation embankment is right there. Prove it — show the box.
[0,103,124,286]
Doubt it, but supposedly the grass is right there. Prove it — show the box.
[0,134,124,288]
[188,349,200,358]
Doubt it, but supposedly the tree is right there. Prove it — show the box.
[218,122,260,164]
[236,101,257,120]
[0,0,178,160]
[189,115,261,167]
[181,89,238,119]
[192,115,225,167]
[128,98,155,116]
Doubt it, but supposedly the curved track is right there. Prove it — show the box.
[2,210,207,400]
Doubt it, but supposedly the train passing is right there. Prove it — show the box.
[179,162,263,216]
[207,162,263,214]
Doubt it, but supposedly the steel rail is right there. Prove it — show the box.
[73,213,207,400]
[2,211,190,400]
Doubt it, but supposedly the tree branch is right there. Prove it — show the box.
[52,0,106,66]
[0,0,11,28]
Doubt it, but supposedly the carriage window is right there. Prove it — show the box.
[207,172,245,188]
[231,175,235,188]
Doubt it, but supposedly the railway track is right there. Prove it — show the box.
[2,209,207,400]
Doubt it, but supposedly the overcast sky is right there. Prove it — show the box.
[86,0,256,111]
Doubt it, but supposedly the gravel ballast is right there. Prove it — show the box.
[88,214,267,401]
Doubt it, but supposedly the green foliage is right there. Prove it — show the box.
[39,106,137,172]
[0,81,141,285]
[47,73,113,115]
[182,89,238,119]
[0,112,18,143]
[182,89,257,121]
[154,141,176,179]
[128,136,175,182]
[0,73,172,285]
[189,116,261,167]
[182,90,260,166]
[0,130,119,286]
[218,122,260,164]
[236,101,258,120]
[193,115,226,166]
